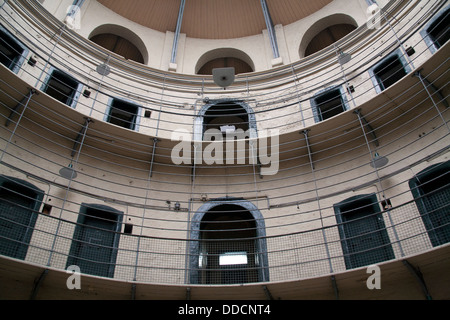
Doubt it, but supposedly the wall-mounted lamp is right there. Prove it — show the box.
[212,67,235,88]
[338,51,352,65]
[59,163,77,179]
[174,201,181,211]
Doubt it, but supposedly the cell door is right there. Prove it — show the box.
[68,205,122,278]
[409,162,450,247]
[0,178,42,260]
[335,195,394,269]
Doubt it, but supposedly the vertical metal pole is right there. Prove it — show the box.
[34,24,66,88]
[171,0,186,64]
[260,0,280,59]
[47,117,92,267]
[354,109,405,257]
[302,130,334,274]
[133,138,159,282]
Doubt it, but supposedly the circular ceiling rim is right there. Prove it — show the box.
[96,0,333,40]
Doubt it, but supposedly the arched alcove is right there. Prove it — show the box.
[195,48,255,75]
[299,14,358,58]
[194,99,257,141]
[88,24,148,64]
[189,197,269,284]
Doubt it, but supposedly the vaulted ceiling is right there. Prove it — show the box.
[97,0,333,39]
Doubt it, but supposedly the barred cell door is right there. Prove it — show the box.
[335,194,394,270]
[68,205,122,278]
[410,162,450,247]
[0,180,41,260]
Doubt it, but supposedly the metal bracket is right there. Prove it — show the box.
[402,259,432,300]
[263,285,274,300]
[5,89,37,127]
[30,269,49,300]
[354,109,380,147]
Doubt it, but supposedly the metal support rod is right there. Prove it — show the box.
[354,109,405,257]
[171,0,185,64]
[184,141,198,284]
[302,130,334,274]
[133,137,159,282]
[46,117,92,267]
[89,55,111,117]
[291,66,305,127]
[334,46,357,108]
[402,260,432,300]
[5,89,36,127]
[354,109,380,147]
[260,0,280,59]
[0,89,35,162]
[414,70,449,132]
[34,24,66,88]
[381,7,414,70]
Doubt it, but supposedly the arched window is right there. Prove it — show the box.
[194,99,257,141]
[0,175,44,260]
[195,48,255,75]
[89,25,148,64]
[189,198,269,284]
[304,24,357,57]
[90,33,144,64]
[197,57,253,75]
[409,161,450,247]
[299,14,358,58]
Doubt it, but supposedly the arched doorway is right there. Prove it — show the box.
[189,198,269,284]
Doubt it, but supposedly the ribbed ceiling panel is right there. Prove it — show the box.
[97,0,333,39]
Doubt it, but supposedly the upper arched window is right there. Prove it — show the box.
[299,14,358,58]
[304,23,357,57]
[197,57,253,75]
[89,24,148,64]
[196,48,255,75]
[90,33,144,64]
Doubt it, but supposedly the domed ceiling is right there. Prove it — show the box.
[97,0,333,39]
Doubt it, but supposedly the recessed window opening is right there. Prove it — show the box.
[312,87,347,122]
[305,23,357,57]
[0,176,43,260]
[199,204,259,285]
[42,69,82,107]
[0,27,28,73]
[334,194,395,270]
[106,98,140,130]
[67,204,123,278]
[198,57,253,75]
[409,161,450,247]
[203,102,249,138]
[426,8,450,50]
[372,55,408,91]
[90,33,144,64]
